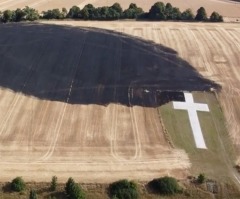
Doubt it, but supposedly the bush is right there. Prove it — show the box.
[50,176,57,191]
[109,179,139,199]
[29,189,37,199]
[67,6,81,18]
[197,173,205,184]
[2,10,13,22]
[149,176,181,195]
[123,3,144,19]
[23,6,39,21]
[148,2,166,20]
[210,11,223,22]
[11,177,26,192]
[65,178,85,199]
[181,9,194,20]
[195,7,207,21]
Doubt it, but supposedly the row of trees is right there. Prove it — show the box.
[0,6,39,22]
[0,2,223,23]
[8,174,207,199]
[42,3,144,20]
[10,176,84,199]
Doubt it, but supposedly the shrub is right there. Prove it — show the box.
[181,9,194,20]
[23,6,39,21]
[11,177,26,192]
[197,173,205,184]
[50,176,57,191]
[122,3,144,19]
[67,6,81,18]
[109,179,139,199]
[148,2,166,20]
[2,10,13,22]
[29,189,37,199]
[149,176,181,195]
[210,11,223,22]
[65,177,85,199]
[195,7,207,21]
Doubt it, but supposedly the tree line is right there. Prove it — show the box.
[5,173,207,199]
[0,2,223,23]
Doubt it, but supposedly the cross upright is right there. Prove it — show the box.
[173,93,209,149]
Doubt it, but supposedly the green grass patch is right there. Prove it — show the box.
[159,92,236,182]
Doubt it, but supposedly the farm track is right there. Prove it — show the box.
[0,21,240,182]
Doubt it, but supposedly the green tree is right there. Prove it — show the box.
[165,3,173,19]
[197,173,205,183]
[50,176,57,191]
[13,8,26,22]
[171,7,181,20]
[62,7,68,18]
[195,7,207,21]
[81,4,95,19]
[23,6,39,21]
[109,179,139,199]
[148,2,166,20]
[2,10,13,22]
[123,3,144,19]
[42,9,63,19]
[11,177,26,192]
[181,8,194,20]
[67,6,80,18]
[111,3,122,14]
[65,177,85,199]
[0,11,2,21]
[149,176,181,195]
[210,11,223,22]
[29,189,37,199]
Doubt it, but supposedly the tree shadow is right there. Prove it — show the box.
[0,23,220,107]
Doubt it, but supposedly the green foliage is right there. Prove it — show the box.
[109,179,139,199]
[42,8,64,19]
[48,196,57,199]
[195,7,208,21]
[67,6,80,18]
[0,2,223,22]
[197,173,205,184]
[149,2,166,20]
[62,7,68,17]
[210,11,223,22]
[123,3,144,19]
[181,9,194,20]
[11,177,26,192]
[149,176,181,195]
[23,6,39,21]
[2,10,13,22]
[111,3,123,15]
[81,4,95,19]
[29,189,37,199]
[65,177,85,199]
[13,8,26,22]
[148,2,182,20]
[50,176,57,191]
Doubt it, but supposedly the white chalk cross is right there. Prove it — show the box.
[173,93,209,149]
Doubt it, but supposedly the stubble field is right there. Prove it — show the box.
[0,21,240,184]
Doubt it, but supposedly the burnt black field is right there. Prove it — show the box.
[0,23,220,106]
